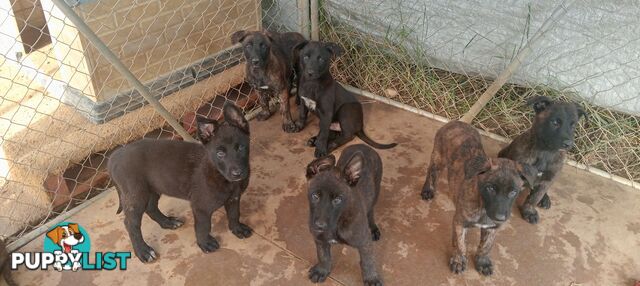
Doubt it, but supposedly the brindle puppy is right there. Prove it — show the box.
[498,96,587,224]
[421,121,536,276]
[231,30,306,133]
[305,144,383,286]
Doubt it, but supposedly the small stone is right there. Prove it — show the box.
[385,88,398,98]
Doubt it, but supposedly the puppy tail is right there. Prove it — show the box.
[356,131,397,149]
[113,185,123,215]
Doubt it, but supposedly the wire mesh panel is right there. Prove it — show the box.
[1,0,639,245]
[0,0,275,242]
[315,0,640,185]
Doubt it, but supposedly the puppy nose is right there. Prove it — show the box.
[562,140,574,148]
[494,214,506,221]
[74,233,82,239]
[314,220,327,229]
[251,58,260,64]
[231,168,243,177]
[307,71,314,76]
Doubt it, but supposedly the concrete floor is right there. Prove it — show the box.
[11,99,640,286]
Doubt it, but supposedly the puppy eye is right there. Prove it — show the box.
[303,55,309,61]
[311,193,320,201]
[485,185,496,194]
[237,145,246,151]
[332,197,342,205]
[508,190,518,198]
[260,43,266,49]
[216,151,226,158]
[552,119,561,127]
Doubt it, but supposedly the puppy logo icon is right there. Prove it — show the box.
[43,222,90,271]
[46,223,86,253]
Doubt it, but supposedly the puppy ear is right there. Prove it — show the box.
[196,115,218,144]
[293,40,309,61]
[262,30,276,43]
[306,155,336,179]
[223,102,249,134]
[46,227,62,244]
[324,42,344,58]
[231,30,248,44]
[68,223,80,234]
[343,152,364,186]
[464,155,491,180]
[526,96,553,114]
[516,163,538,189]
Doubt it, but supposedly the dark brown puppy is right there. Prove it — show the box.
[108,103,253,263]
[306,144,383,286]
[293,40,397,158]
[498,96,587,224]
[0,239,16,286]
[231,30,306,133]
[421,121,536,276]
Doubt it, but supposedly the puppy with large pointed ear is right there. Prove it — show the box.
[195,116,219,144]
[222,102,250,134]
[527,96,553,114]
[324,42,344,59]
[196,102,249,145]
[304,145,384,286]
[306,154,336,179]
[231,30,249,45]
[342,152,364,186]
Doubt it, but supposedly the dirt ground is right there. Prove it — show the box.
[9,99,640,286]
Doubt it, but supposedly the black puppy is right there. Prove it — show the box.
[305,144,383,286]
[498,96,587,224]
[294,40,397,158]
[231,30,306,133]
[108,103,253,262]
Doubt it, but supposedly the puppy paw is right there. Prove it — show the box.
[520,205,540,224]
[449,254,467,274]
[197,236,220,253]
[231,223,253,239]
[256,110,272,121]
[294,120,306,131]
[421,187,435,201]
[314,148,328,158]
[475,255,493,276]
[371,225,381,241]
[159,216,184,229]
[306,136,317,147]
[135,245,157,263]
[537,194,551,209]
[282,121,300,133]
[308,264,331,283]
[364,277,384,286]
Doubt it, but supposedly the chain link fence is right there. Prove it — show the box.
[0,0,274,244]
[1,0,638,246]
[314,0,640,185]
